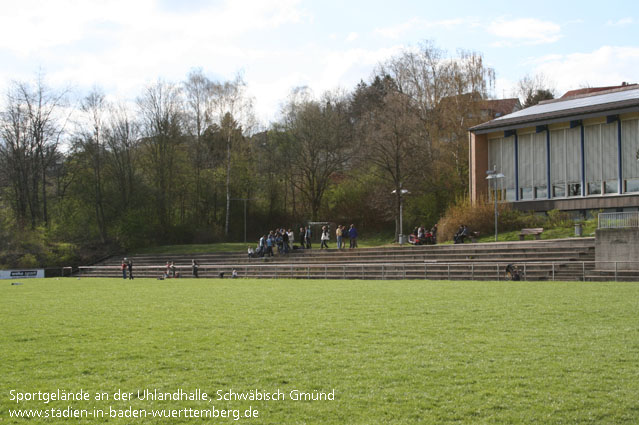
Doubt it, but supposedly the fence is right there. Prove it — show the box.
[78,260,639,282]
[598,212,639,229]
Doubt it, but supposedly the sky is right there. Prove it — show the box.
[0,0,638,124]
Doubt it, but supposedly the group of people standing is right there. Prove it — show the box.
[334,224,358,249]
[252,228,296,258]
[120,258,133,279]
[249,224,360,256]
[410,224,438,245]
[314,224,360,250]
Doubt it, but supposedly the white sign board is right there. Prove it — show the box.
[0,269,45,279]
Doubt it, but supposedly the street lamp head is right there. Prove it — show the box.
[486,172,504,180]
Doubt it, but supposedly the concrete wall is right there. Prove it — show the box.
[514,195,639,212]
[595,228,639,270]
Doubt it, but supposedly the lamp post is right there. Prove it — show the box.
[391,188,410,245]
[486,169,504,242]
[230,198,257,243]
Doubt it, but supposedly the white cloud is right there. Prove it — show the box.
[346,32,359,42]
[0,0,311,122]
[375,18,470,39]
[530,46,639,95]
[488,18,561,45]
[606,17,634,27]
[494,77,518,100]
[0,0,304,54]
[249,45,404,122]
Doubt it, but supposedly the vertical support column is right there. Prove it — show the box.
[514,133,520,201]
[618,119,623,194]
[546,129,552,199]
[580,125,586,196]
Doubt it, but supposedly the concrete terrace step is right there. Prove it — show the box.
[80,237,600,281]
[79,260,600,281]
[101,244,595,265]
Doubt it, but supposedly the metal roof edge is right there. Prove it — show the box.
[470,105,639,135]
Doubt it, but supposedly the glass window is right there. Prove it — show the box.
[487,136,515,202]
[625,179,639,193]
[622,119,639,193]
[604,181,618,194]
[520,187,533,200]
[535,186,547,199]
[568,183,581,197]
[588,181,601,195]
[552,184,565,198]
[550,129,565,199]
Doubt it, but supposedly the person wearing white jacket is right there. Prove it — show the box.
[320,226,330,249]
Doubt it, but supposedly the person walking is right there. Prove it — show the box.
[121,259,127,279]
[305,226,312,249]
[336,225,343,249]
[320,226,330,249]
[287,229,294,248]
[127,259,134,280]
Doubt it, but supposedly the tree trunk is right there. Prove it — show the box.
[224,132,231,236]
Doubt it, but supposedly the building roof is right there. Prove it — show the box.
[470,85,639,134]
[561,83,637,99]
[480,98,521,117]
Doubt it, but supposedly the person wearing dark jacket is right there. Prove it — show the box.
[349,224,358,248]
[299,227,306,249]
[192,259,199,278]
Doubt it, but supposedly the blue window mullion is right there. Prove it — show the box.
[580,125,585,196]
[618,120,623,194]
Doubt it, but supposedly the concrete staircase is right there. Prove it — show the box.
[75,237,617,281]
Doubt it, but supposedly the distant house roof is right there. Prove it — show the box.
[561,83,638,99]
[470,85,639,134]
[480,98,521,118]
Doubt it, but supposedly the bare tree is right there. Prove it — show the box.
[105,102,139,210]
[183,69,217,224]
[515,73,556,107]
[75,88,109,242]
[0,89,33,227]
[379,43,495,195]
[137,80,184,229]
[0,75,68,228]
[208,74,255,237]
[353,77,423,240]
[281,89,354,221]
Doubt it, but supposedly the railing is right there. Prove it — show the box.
[78,261,639,282]
[598,212,639,229]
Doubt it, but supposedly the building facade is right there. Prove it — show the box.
[469,85,639,213]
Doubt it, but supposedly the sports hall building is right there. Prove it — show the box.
[469,84,639,214]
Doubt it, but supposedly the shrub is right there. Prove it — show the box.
[436,196,541,242]
[17,253,39,268]
[546,209,573,228]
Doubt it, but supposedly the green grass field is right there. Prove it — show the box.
[2,278,638,424]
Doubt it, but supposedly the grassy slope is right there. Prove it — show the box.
[474,219,598,244]
[133,219,598,253]
[133,234,395,255]
[2,278,638,424]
